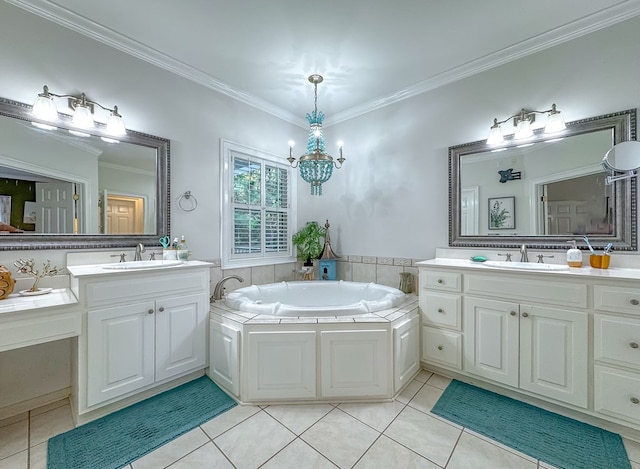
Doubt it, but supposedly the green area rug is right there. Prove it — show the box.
[48,376,236,469]
[431,380,630,469]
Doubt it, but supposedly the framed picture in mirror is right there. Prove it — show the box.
[489,196,515,230]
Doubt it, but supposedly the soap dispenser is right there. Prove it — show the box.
[566,240,582,267]
[177,235,189,261]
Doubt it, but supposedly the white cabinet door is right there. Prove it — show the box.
[87,301,155,406]
[155,293,208,382]
[321,330,389,398]
[394,315,420,392]
[209,321,240,397]
[519,304,588,408]
[247,331,316,400]
[464,297,519,387]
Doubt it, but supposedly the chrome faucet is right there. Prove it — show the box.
[519,244,529,262]
[134,243,145,261]
[212,275,245,301]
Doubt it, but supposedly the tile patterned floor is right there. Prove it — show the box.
[2,371,640,469]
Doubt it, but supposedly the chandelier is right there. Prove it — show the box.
[287,74,345,196]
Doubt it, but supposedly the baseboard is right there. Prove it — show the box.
[0,387,70,421]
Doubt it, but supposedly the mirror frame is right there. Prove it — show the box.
[449,109,637,250]
[0,97,170,250]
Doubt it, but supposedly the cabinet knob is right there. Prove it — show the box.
[148,309,154,314]
[522,312,529,318]
[437,279,444,284]
[437,308,444,313]
[630,342,639,349]
[158,307,165,312]
[631,397,640,405]
[630,299,640,306]
[510,311,517,316]
[437,345,444,351]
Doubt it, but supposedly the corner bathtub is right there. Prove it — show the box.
[209,280,420,405]
[224,280,406,317]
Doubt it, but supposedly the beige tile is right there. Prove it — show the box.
[0,450,27,469]
[167,442,233,468]
[352,263,376,283]
[30,399,69,417]
[338,400,406,432]
[354,435,440,469]
[264,404,334,435]
[631,461,640,469]
[414,370,433,383]
[447,431,537,469]
[0,413,27,429]
[426,373,451,389]
[375,264,403,288]
[396,379,424,404]
[625,438,640,463]
[301,408,380,469]
[261,439,337,469]
[29,403,75,447]
[28,442,47,469]
[463,428,536,463]
[384,406,461,467]
[407,384,443,414]
[538,462,560,469]
[200,404,261,439]
[131,427,209,469]
[0,419,28,460]
[214,411,295,468]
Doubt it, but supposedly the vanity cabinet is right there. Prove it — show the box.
[593,284,640,427]
[68,263,211,420]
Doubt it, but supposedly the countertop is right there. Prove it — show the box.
[67,260,213,278]
[417,258,640,281]
[0,288,78,316]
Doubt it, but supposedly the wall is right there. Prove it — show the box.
[301,15,640,260]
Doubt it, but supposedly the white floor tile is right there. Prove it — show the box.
[447,431,537,469]
[338,400,406,432]
[0,450,27,469]
[264,403,333,435]
[463,428,536,463]
[625,438,640,464]
[167,442,234,468]
[214,411,295,468]
[301,408,380,469]
[131,427,210,469]
[413,370,433,383]
[631,461,640,469]
[261,438,338,469]
[0,419,28,460]
[0,413,27,429]
[425,373,451,390]
[407,383,443,414]
[396,379,424,404]
[29,404,74,447]
[29,442,48,469]
[353,435,440,469]
[200,404,261,439]
[30,399,69,417]
[384,405,461,467]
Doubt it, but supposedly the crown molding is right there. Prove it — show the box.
[5,0,306,127]
[326,0,640,126]
[8,0,640,129]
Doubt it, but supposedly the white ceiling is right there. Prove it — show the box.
[7,0,640,127]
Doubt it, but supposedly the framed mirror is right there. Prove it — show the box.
[449,109,636,250]
[0,97,169,250]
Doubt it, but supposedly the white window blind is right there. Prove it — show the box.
[221,140,296,268]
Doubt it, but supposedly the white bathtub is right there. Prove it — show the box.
[224,280,406,317]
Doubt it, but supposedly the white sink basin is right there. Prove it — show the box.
[102,260,183,270]
[480,261,570,272]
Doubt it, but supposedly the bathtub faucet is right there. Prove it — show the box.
[212,275,245,302]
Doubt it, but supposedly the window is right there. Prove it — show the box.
[221,140,297,268]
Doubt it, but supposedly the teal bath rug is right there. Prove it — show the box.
[47,376,236,469]
[431,380,630,469]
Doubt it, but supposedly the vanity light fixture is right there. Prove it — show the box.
[32,85,126,137]
[287,75,345,196]
[487,103,566,145]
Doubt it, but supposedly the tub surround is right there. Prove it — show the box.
[418,256,640,440]
[209,292,420,404]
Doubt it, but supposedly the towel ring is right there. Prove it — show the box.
[177,191,198,212]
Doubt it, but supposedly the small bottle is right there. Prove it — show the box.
[177,235,189,261]
[566,240,582,267]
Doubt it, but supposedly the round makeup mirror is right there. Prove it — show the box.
[603,140,640,172]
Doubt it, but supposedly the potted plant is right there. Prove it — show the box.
[292,221,326,266]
